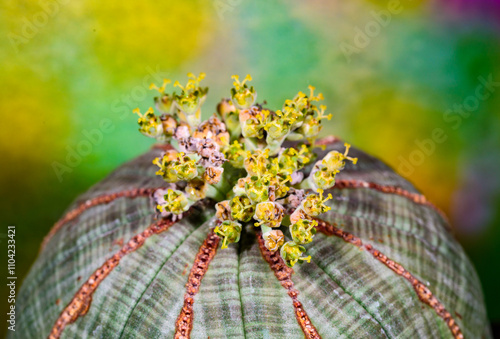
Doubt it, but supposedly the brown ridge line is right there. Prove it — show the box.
[47,213,187,339]
[41,187,165,252]
[257,232,322,339]
[333,179,448,222]
[314,218,463,339]
[174,229,220,339]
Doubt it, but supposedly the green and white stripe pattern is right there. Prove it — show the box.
[13,141,490,338]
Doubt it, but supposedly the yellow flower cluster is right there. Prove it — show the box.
[133,73,358,267]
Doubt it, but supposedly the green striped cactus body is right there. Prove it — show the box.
[14,140,490,339]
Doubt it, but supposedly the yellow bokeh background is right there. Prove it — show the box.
[2,0,500,334]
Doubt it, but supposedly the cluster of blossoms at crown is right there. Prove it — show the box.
[133,72,357,267]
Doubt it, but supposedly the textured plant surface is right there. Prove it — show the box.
[13,76,490,339]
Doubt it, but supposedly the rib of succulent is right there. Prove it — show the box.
[133,73,358,267]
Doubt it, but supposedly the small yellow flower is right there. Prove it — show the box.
[239,108,269,139]
[230,195,255,222]
[268,174,292,200]
[215,220,242,249]
[297,105,332,139]
[244,149,270,176]
[244,175,271,204]
[133,107,164,140]
[322,143,358,173]
[153,153,178,183]
[149,78,171,94]
[311,144,356,190]
[290,219,318,245]
[301,189,332,216]
[173,72,208,117]
[254,201,285,228]
[231,74,257,109]
[171,152,199,181]
[224,140,246,168]
[150,79,175,114]
[278,145,312,174]
[311,166,336,190]
[157,189,189,215]
[132,72,360,259]
[280,241,311,267]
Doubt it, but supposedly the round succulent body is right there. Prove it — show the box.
[14,140,490,339]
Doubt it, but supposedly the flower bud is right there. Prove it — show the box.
[217,98,237,119]
[214,220,242,249]
[178,137,201,153]
[157,189,189,215]
[196,138,220,158]
[215,200,232,221]
[286,188,306,209]
[290,219,318,245]
[185,178,207,201]
[203,166,224,185]
[290,208,311,225]
[193,116,229,147]
[174,124,191,139]
[230,195,255,222]
[280,241,311,267]
[297,115,322,139]
[254,201,285,228]
[233,177,249,196]
[217,98,240,132]
[155,94,176,115]
[160,114,177,137]
[263,229,285,252]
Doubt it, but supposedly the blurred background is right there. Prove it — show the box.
[1,0,499,336]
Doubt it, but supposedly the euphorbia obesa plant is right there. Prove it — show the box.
[14,74,490,339]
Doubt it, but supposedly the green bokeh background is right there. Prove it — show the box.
[1,0,500,336]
